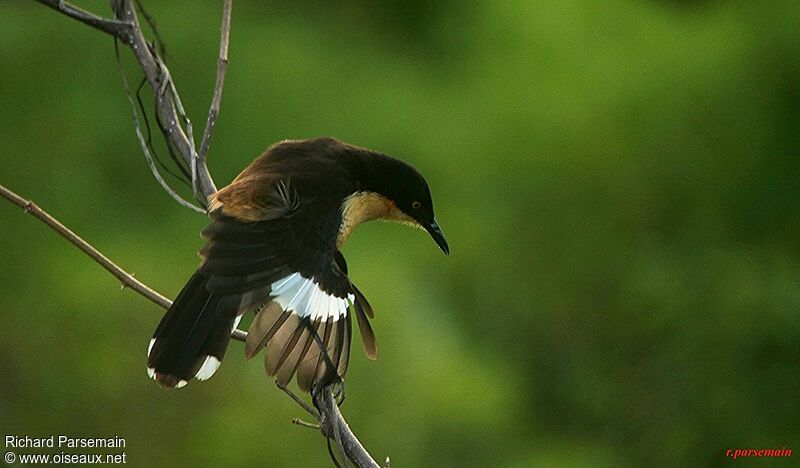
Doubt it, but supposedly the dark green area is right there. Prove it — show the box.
[2,1,799,466]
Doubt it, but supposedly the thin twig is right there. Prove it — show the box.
[33,0,133,40]
[277,381,320,419]
[0,184,247,343]
[114,40,205,214]
[113,0,217,204]
[292,418,320,430]
[199,0,232,166]
[134,0,168,60]
[157,60,199,200]
[0,184,170,309]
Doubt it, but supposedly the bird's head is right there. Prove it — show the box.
[349,146,449,255]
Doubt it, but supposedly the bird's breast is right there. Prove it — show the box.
[337,192,393,247]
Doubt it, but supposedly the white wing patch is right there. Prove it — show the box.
[270,273,353,322]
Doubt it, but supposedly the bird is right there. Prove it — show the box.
[147,136,449,392]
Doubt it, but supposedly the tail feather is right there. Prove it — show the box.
[147,271,237,388]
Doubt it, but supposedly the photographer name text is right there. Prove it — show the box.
[6,434,126,449]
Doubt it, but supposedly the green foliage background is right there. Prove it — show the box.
[1,1,799,466]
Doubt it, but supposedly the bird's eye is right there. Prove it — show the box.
[412,201,422,209]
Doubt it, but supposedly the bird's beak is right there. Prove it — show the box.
[425,218,449,255]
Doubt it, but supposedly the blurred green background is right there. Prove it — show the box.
[2,0,799,466]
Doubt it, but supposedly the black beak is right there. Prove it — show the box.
[425,218,449,255]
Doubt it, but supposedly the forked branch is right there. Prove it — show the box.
[34,0,217,207]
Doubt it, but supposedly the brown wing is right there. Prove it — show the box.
[202,176,376,391]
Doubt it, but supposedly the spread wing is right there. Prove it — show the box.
[201,178,377,391]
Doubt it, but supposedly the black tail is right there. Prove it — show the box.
[147,271,237,388]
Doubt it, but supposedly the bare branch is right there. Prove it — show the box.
[199,0,233,168]
[277,381,321,419]
[134,0,168,59]
[34,0,133,40]
[314,389,380,468]
[115,41,206,214]
[0,184,170,309]
[292,418,320,430]
[39,0,216,208]
[112,0,217,205]
[0,184,247,343]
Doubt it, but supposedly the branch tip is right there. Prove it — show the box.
[292,418,320,430]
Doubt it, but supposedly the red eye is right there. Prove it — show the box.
[412,201,421,209]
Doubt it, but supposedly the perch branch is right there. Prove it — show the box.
[315,387,379,468]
